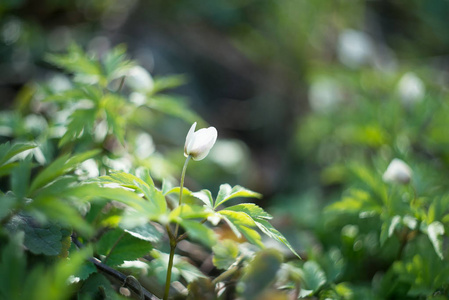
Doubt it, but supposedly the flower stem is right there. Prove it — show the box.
[163,155,191,300]
[174,155,191,237]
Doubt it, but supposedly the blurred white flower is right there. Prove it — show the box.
[126,65,154,92]
[135,132,155,159]
[308,78,343,113]
[184,122,217,161]
[76,158,99,179]
[338,29,374,68]
[397,72,425,106]
[209,139,247,173]
[383,158,412,184]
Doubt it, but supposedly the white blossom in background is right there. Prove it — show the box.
[135,132,156,159]
[397,72,425,106]
[76,158,99,179]
[209,139,247,173]
[130,92,147,106]
[184,122,218,161]
[337,29,374,68]
[308,78,343,113]
[126,65,154,92]
[383,158,412,184]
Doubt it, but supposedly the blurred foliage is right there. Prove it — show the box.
[2,0,449,299]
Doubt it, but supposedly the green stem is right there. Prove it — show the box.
[163,245,176,300]
[103,231,126,264]
[174,155,191,237]
[163,155,191,300]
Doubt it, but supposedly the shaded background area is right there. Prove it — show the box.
[2,0,449,237]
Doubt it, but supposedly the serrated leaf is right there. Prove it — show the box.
[192,189,214,209]
[170,204,211,221]
[59,108,97,146]
[219,210,263,247]
[299,261,326,296]
[179,220,217,248]
[45,44,103,85]
[214,184,262,209]
[99,171,167,216]
[5,215,63,256]
[212,239,239,270]
[427,221,445,260]
[255,219,301,259]
[97,229,153,266]
[123,222,162,243]
[0,141,36,167]
[29,149,100,193]
[103,44,134,81]
[75,261,97,281]
[239,248,283,300]
[225,203,272,220]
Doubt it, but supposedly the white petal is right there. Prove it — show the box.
[184,122,197,157]
[383,158,412,184]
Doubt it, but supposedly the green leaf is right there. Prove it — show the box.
[426,221,445,260]
[0,192,17,220]
[380,215,401,246]
[192,189,214,209]
[97,229,153,266]
[0,141,36,167]
[179,220,217,248]
[299,261,327,297]
[0,232,26,299]
[78,273,126,300]
[225,203,272,220]
[122,222,162,243]
[103,94,127,144]
[59,108,97,146]
[29,149,101,193]
[170,204,211,221]
[214,184,262,209]
[219,210,263,248]
[147,95,202,124]
[45,44,103,85]
[212,239,239,270]
[152,74,187,93]
[255,219,301,259]
[103,44,133,81]
[99,171,167,216]
[25,247,94,300]
[10,157,32,199]
[239,248,283,300]
[326,189,382,216]
[5,214,63,256]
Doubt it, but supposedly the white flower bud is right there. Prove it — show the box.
[184,122,217,161]
[126,66,154,92]
[382,158,412,184]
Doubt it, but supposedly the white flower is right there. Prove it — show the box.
[382,158,412,184]
[337,29,374,68]
[184,122,218,161]
[126,66,154,92]
[397,72,425,106]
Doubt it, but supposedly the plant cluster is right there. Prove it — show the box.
[0,45,302,300]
